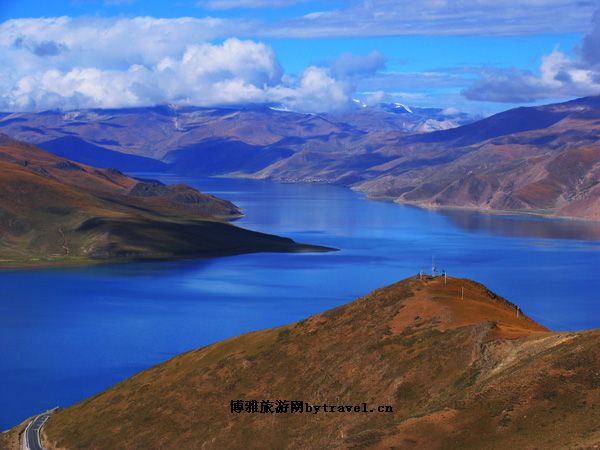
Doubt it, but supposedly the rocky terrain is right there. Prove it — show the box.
[1,96,599,220]
[355,96,600,220]
[12,275,598,449]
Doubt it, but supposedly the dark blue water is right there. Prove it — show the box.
[1,175,600,429]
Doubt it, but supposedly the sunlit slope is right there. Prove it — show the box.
[42,276,600,449]
[0,135,327,266]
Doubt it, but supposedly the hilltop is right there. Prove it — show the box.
[22,275,600,449]
[0,135,330,267]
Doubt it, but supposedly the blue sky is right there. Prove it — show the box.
[0,0,598,114]
[0,1,340,20]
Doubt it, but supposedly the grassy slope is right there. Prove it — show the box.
[0,136,330,266]
[42,276,600,449]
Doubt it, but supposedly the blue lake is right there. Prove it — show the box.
[1,175,600,429]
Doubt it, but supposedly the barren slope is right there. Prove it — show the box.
[0,135,329,266]
[354,97,600,219]
[2,96,599,220]
[39,276,600,449]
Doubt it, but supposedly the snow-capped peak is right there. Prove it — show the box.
[392,102,413,113]
[269,105,292,112]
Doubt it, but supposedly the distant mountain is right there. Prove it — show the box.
[38,136,167,171]
[1,96,598,220]
[0,135,330,267]
[0,105,349,160]
[355,95,600,220]
[250,96,600,220]
[0,102,473,172]
[25,275,600,449]
[332,101,476,133]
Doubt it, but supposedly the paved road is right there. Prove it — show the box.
[23,410,55,450]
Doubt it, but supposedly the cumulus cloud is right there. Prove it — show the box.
[5,3,596,113]
[463,11,600,103]
[0,17,365,112]
[0,16,252,69]
[273,66,352,112]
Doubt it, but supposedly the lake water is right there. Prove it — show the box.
[2,175,600,429]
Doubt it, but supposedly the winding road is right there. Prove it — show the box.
[22,409,56,450]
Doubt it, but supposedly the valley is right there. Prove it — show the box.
[2,96,598,220]
[3,3,600,450]
[1,174,598,432]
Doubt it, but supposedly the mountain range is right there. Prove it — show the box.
[5,275,597,449]
[0,134,330,267]
[1,96,599,220]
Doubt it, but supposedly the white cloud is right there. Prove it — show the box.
[273,66,352,112]
[0,16,252,69]
[463,10,600,103]
[3,2,598,114]
[0,18,360,112]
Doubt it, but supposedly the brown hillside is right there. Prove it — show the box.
[0,135,329,266]
[2,97,599,219]
[41,276,600,449]
[352,97,600,220]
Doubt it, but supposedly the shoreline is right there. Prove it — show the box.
[0,241,337,271]
[349,187,600,223]
[218,172,600,224]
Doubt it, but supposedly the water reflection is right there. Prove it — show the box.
[439,208,600,241]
